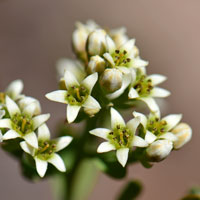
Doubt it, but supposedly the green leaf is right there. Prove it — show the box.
[117,180,142,200]
[182,195,200,200]
[70,159,99,200]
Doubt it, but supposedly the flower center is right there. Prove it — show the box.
[107,124,133,149]
[146,116,167,136]
[133,72,153,97]
[11,113,34,135]
[112,49,131,66]
[0,93,5,104]
[36,140,56,160]
[66,85,89,105]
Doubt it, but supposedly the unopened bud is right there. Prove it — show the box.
[146,139,173,162]
[172,123,192,149]
[100,68,123,93]
[87,55,106,74]
[86,29,107,56]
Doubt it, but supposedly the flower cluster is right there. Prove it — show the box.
[46,20,192,167]
[0,80,72,177]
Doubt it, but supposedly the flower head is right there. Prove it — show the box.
[20,124,73,177]
[46,71,101,123]
[90,108,147,167]
[0,96,50,148]
[129,71,170,116]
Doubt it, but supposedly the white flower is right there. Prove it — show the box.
[72,20,99,61]
[46,71,101,123]
[133,111,182,145]
[129,71,170,116]
[87,55,106,74]
[172,123,192,149]
[20,124,73,177]
[0,80,24,105]
[103,38,148,74]
[0,96,50,148]
[146,139,173,162]
[90,108,147,167]
[56,58,86,82]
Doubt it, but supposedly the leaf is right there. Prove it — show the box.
[117,180,142,200]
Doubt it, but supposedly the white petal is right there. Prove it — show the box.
[55,136,73,152]
[126,117,141,135]
[64,70,79,89]
[3,130,20,140]
[132,136,148,147]
[120,39,135,52]
[105,35,116,53]
[6,96,20,117]
[97,141,116,153]
[103,53,115,67]
[111,107,125,129]
[158,132,177,142]
[35,157,48,178]
[0,130,2,142]
[0,119,12,129]
[23,102,38,117]
[134,58,149,68]
[83,95,101,116]
[24,132,38,148]
[0,110,5,119]
[48,153,66,172]
[145,130,157,144]
[20,141,35,156]
[116,148,129,167]
[67,105,81,123]
[32,114,50,130]
[38,124,50,141]
[162,114,182,131]
[151,87,171,98]
[133,111,147,127]
[116,66,130,74]
[45,90,68,104]
[81,73,98,93]
[140,97,160,117]
[106,73,131,100]
[89,128,111,140]
[128,88,139,99]
[6,79,23,100]
[148,74,167,86]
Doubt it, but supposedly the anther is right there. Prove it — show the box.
[115,50,120,54]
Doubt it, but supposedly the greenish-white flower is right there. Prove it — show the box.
[46,71,101,123]
[87,55,106,74]
[103,38,148,74]
[129,71,170,116]
[20,124,73,177]
[0,96,50,148]
[0,79,24,105]
[133,111,182,145]
[90,108,147,167]
[146,139,173,162]
[171,123,192,149]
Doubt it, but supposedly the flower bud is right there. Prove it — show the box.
[86,29,107,56]
[87,55,106,74]
[146,139,173,162]
[100,68,123,93]
[172,123,192,149]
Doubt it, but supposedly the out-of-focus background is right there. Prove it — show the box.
[0,0,199,199]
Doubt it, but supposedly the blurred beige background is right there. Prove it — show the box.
[0,0,199,199]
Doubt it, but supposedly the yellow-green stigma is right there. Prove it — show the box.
[107,124,133,149]
[11,113,34,135]
[0,93,5,104]
[36,140,57,160]
[112,49,131,66]
[147,116,168,136]
[133,72,153,97]
[66,85,89,105]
